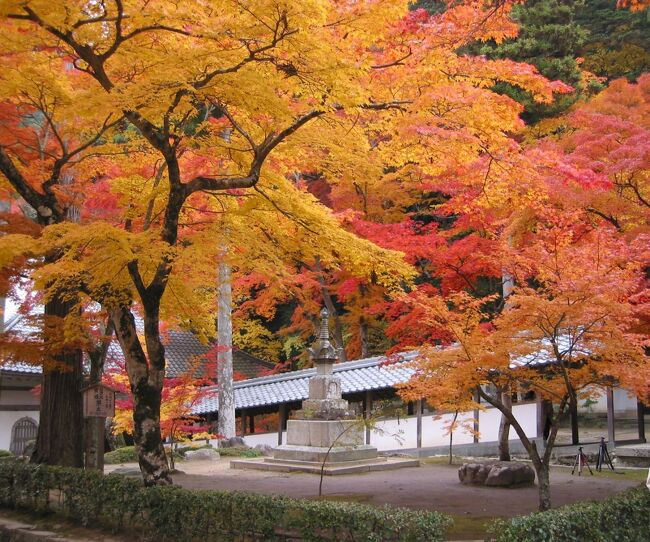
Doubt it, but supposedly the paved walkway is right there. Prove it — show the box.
[108,458,642,518]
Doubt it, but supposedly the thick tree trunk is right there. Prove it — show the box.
[31,297,84,467]
[536,463,552,511]
[217,259,236,439]
[569,394,580,445]
[359,317,369,359]
[498,390,512,461]
[111,306,171,485]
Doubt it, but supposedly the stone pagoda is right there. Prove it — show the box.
[271,308,378,467]
[231,308,418,474]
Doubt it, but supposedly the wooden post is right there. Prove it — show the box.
[473,390,480,444]
[637,400,646,443]
[364,390,373,445]
[606,387,615,445]
[278,404,286,446]
[416,399,423,449]
[536,394,545,439]
[240,409,247,437]
[249,413,255,435]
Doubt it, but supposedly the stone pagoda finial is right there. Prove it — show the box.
[309,307,338,372]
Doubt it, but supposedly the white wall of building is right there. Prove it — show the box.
[235,401,538,452]
[0,412,39,451]
[0,385,40,452]
[578,387,638,414]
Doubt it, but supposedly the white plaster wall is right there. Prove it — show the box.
[578,387,638,414]
[0,412,39,451]
[233,402,539,452]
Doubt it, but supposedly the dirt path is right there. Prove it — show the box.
[107,458,642,518]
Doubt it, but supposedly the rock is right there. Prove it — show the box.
[219,437,246,448]
[255,444,274,457]
[184,448,220,461]
[458,461,535,487]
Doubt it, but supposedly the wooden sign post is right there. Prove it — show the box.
[82,384,115,471]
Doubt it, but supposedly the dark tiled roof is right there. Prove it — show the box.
[1,316,274,380]
[192,352,419,414]
[163,330,274,379]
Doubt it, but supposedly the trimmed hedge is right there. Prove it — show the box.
[488,485,650,542]
[0,460,451,541]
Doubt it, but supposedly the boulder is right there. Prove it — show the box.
[219,437,247,448]
[255,444,274,457]
[458,461,535,487]
[184,448,220,461]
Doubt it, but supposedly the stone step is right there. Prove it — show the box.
[614,443,650,467]
[230,457,420,475]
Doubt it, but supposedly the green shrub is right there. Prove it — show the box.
[488,486,650,542]
[104,446,137,464]
[0,461,452,541]
[0,450,13,459]
[216,446,262,458]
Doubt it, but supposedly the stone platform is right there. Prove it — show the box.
[615,443,650,467]
[231,455,420,475]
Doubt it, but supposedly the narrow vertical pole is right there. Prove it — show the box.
[364,390,372,445]
[536,394,545,439]
[637,400,646,443]
[278,403,286,446]
[240,409,247,437]
[473,390,480,444]
[416,399,423,449]
[606,387,615,445]
[249,413,255,435]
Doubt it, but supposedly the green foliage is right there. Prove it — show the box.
[467,0,591,123]
[103,446,138,465]
[215,447,263,458]
[488,486,650,541]
[0,461,452,541]
[0,450,13,459]
[576,0,650,81]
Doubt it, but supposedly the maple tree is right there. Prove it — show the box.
[0,0,586,488]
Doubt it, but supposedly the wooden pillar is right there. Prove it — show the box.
[278,403,286,446]
[240,409,247,437]
[364,390,373,445]
[637,400,646,443]
[536,394,545,440]
[416,399,423,449]
[473,390,480,444]
[249,413,255,435]
[606,387,615,445]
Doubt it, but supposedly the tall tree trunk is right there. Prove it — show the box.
[31,297,84,467]
[536,463,552,511]
[111,306,171,485]
[498,264,515,460]
[217,258,235,439]
[359,317,369,359]
[498,390,512,461]
[569,393,580,445]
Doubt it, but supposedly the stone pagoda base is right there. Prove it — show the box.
[230,418,419,475]
[231,454,419,475]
